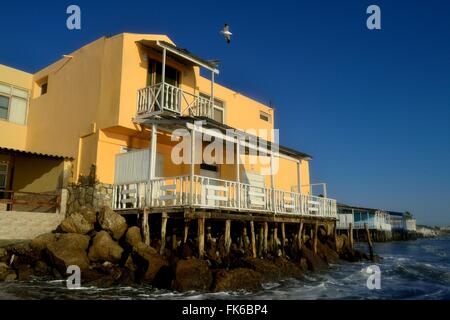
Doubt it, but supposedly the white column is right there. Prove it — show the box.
[161,48,166,109]
[236,136,241,208]
[297,160,301,194]
[210,71,215,119]
[190,126,196,205]
[150,124,158,179]
[270,152,276,213]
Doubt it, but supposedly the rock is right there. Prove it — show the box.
[152,265,175,289]
[214,268,262,292]
[239,257,281,281]
[88,231,124,263]
[4,272,17,282]
[134,242,158,258]
[273,257,303,278]
[175,259,212,292]
[0,248,7,262]
[59,212,93,234]
[7,242,41,266]
[300,246,328,272]
[34,260,51,277]
[98,207,127,240]
[30,233,58,253]
[317,242,340,264]
[132,243,168,283]
[125,227,142,247]
[47,235,90,274]
[335,234,347,253]
[299,258,308,272]
[78,206,97,224]
[17,264,33,281]
[0,262,11,281]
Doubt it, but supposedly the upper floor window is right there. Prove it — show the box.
[200,93,225,123]
[147,59,180,87]
[0,162,8,189]
[0,82,29,125]
[260,111,271,123]
[36,77,48,96]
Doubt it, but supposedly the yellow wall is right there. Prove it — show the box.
[0,64,32,150]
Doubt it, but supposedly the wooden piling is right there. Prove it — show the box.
[273,223,279,255]
[183,219,190,244]
[160,213,168,255]
[297,220,304,251]
[263,222,268,256]
[349,223,354,252]
[198,217,205,258]
[172,228,177,251]
[333,220,338,251]
[242,224,249,250]
[258,224,264,257]
[142,208,150,246]
[281,223,286,256]
[225,219,231,256]
[313,221,319,254]
[250,221,257,258]
[364,223,374,261]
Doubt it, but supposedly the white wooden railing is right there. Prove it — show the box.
[136,82,214,118]
[112,175,337,219]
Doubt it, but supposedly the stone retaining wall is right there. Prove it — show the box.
[66,182,113,215]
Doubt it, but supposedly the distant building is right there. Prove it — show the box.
[387,211,417,240]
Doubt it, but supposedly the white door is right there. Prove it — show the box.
[200,168,220,206]
[242,171,266,208]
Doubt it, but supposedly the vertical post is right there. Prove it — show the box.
[161,48,166,109]
[297,220,304,251]
[349,222,354,252]
[225,220,231,256]
[190,126,195,205]
[258,224,264,257]
[313,221,319,254]
[263,222,268,256]
[172,228,178,251]
[210,71,215,119]
[198,217,205,258]
[142,208,150,246]
[270,153,276,213]
[150,124,157,179]
[242,225,249,250]
[333,220,338,251]
[236,136,241,208]
[250,221,257,258]
[183,219,190,244]
[281,223,286,256]
[273,223,279,255]
[297,160,301,194]
[364,223,374,261]
[160,213,168,255]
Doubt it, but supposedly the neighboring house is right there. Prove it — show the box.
[0,33,337,219]
[388,211,417,233]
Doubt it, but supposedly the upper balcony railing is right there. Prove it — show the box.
[137,82,214,119]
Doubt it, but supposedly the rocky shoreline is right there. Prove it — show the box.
[0,206,375,292]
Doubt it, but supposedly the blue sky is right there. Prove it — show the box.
[1,0,449,225]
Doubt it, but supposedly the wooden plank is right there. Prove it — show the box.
[160,184,176,191]
[205,185,227,192]
[206,195,227,201]
[121,198,136,204]
[159,195,176,201]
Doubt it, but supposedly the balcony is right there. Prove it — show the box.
[112,175,337,219]
[136,82,215,120]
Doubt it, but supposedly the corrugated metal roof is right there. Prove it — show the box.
[0,147,73,159]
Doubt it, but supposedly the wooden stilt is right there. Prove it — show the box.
[273,223,279,255]
[364,223,374,261]
[281,223,286,257]
[297,220,304,251]
[349,222,354,252]
[263,222,268,256]
[313,221,319,254]
[250,221,257,258]
[225,219,231,256]
[333,220,338,251]
[242,224,249,250]
[172,228,177,251]
[183,219,190,244]
[258,224,264,257]
[142,208,150,246]
[198,217,205,258]
[160,213,168,255]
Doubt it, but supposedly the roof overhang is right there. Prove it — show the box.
[0,147,73,160]
[137,40,219,75]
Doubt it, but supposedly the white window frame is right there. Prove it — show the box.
[0,162,8,189]
[200,93,225,124]
[0,81,29,125]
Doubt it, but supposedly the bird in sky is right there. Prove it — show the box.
[220,24,232,44]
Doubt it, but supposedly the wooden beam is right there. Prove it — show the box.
[225,219,231,256]
[198,217,205,258]
[160,213,168,255]
[142,208,150,246]
[313,221,319,254]
[250,221,257,258]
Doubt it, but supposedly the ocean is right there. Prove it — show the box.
[1,237,449,300]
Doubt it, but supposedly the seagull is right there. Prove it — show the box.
[220,24,232,44]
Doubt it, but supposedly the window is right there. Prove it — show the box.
[200,94,225,123]
[0,162,8,189]
[147,59,179,87]
[41,82,48,95]
[0,82,29,125]
[260,111,271,122]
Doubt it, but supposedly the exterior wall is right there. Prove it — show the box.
[0,211,64,240]
[0,64,32,150]
[66,182,113,215]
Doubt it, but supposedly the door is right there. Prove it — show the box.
[200,164,220,206]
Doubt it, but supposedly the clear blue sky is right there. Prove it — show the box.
[1,1,449,226]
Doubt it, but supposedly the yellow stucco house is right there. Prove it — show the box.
[0,33,336,220]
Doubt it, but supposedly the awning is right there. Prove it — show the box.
[0,147,73,160]
[137,40,219,74]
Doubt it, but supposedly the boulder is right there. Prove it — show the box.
[17,264,33,281]
[300,246,328,272]
[273,257,303,278]
[47,235,91,273]
[335,234,347,253]
[34,260,51,277]
[317,242,340,264]
[132,243,168,283]
[0,248,7,262]
[239,257,281,281]
[0,262,11,281]
[7,242,41,266]
[98,207,127,240]
[299,258,308,272]
[214,268,262,292]
[59,212,93,235]
[125,227,142,247]
[30,233,58,253]
[175,259,212,292]
[78,206,97,224]
[88,231,124,263]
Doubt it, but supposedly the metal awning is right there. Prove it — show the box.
[0,147,72,160]
[137,40,219,74]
